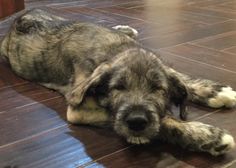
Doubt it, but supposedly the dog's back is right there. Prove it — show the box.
[0,8,137,87]
[0,9,75,84]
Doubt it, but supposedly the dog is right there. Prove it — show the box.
[0,8,235,156]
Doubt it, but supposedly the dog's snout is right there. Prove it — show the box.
[125,111,149,131]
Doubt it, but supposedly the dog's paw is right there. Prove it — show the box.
[200,132,235,156]
[160,116,235,156]
[112,25,138,37]
[208,86,236,108]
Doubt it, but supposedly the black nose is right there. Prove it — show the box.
[125,111,149,131]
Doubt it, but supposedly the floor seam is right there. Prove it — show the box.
[159,49,236,74]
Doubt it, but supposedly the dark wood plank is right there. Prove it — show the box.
[161,43,236,72]
[25,0,82,8]
[0,94,130,167]
[164,0,232,8]
[95,6,208,27]
[192,31,236,51]
[0,97,66,146]
[0,83,60,112]
[0,61,27,88]
[141,20,236,49]
[205,1,236,13]
[0,97,129,168]
[62,6,142,26]
[0,125,129,168]
[117,1,145,9]
[181,6,236,19]
[46,0,139,9]
[1,0,236,168]
[61,6,200,41]
[158,50,236,87]
[224,46,236,55]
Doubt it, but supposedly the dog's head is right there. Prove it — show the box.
[67,49,188,144]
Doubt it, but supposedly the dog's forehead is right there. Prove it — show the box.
[117,55,165,76]
[109,49,167,87]
[114,52,163,74]
[110,64,167,88]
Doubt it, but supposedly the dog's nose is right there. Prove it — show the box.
[125,111,149,131]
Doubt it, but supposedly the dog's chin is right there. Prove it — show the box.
[114,123,159,145]
[114,111,160,145]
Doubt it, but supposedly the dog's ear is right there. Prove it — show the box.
[66,63,111,106]
[167,73,188,120]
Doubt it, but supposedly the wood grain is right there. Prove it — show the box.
[0,0,236,167]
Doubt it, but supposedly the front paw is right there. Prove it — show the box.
[66,97,109,125]
[200,131,235,156]
[208,87,236,108]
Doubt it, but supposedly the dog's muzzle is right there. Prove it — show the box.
[125,111,149,131]
[114,104,160,144]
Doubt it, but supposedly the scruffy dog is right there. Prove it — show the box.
[0,9,235,156]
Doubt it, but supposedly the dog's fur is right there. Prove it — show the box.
[0,9,235,156]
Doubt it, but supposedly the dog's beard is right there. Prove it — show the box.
[113,109,160,144]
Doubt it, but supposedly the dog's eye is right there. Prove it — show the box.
[150,83,161,92]
[111,84,126,91]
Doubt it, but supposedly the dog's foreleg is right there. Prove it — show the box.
[167,68,236,108]
[159,116,235,155]
[67,96,109,126]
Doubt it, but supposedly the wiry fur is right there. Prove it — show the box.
[0,8,235,156]
[166,67,236,108]
[160,116,235,156]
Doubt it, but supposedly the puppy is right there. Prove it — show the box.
[0,8,235,155]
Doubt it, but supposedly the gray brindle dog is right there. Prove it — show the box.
[1,9,235,156]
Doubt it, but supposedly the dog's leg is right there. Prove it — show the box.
[167,67,236,108]
[159,116,235,155]
[67,96,110,126]
[112,25,138,38]
[189,81,236,108]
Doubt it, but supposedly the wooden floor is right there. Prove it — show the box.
[1,0,236,167]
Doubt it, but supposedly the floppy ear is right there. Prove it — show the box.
[167,73,188,120]
[66,63,111,106]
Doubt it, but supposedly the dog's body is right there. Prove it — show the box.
[1,9,235,155]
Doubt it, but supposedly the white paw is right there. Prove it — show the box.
[208,87,236,108]
[221,134,235,149]
[112,25,138,36]
[208,133,235,156]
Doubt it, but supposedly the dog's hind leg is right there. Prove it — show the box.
[188,80,236,108]
[167,67,236,108]
[159,116,235,155]
[112,25,138,38]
